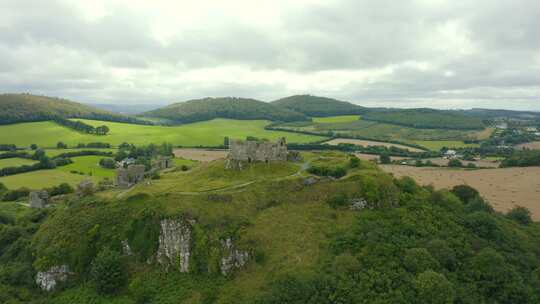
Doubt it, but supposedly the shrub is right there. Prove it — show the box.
[349,156,360,168]
[2,188,30,202]
[379,154,391,164]
[56,141,68,149]
[327,194,348,209]
[30,144,38,150]
[414,270,455,304]
[451,185,479,203]
[180,165,190,171]
[448,159,463,167]
[403,248,439,274]
[90,248,126,294]
[99,158,116,169]
[47,183,74,196]
[506,206,532,225]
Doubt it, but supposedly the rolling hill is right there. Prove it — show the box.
[363,108,486,130]
[0,93,149,125]
[272,95,367,117]
[143,97,308,123]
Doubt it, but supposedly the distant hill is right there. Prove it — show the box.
[463,108,540,120]
[363,108,486,130]
[272,95,367,117]
[0,94,149,125]
[88,103,163,115]
[143,97,308,123]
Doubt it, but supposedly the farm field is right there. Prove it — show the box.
[381,165,540,219]
[173,148,228,162]
[57,155,116,178]
[0,157,37,168]
[324,138,425,152]
[0,169,100,190]
[312,115,360,123]
[517,141,540,150]
[0,119,324,148]
[42,148,117,157]
[413,140,480,151]
[353,153,409,162]
[423,157,500,168]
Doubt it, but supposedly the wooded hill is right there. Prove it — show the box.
[143,97,308,123]
[272,94,367,117]
[0,94,149,125]
[363,108,486,130]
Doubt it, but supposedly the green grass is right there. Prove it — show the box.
[0,157,37,168]
[42,148,117,157]
[0,169,100,190]
[173,158,199,168]
[57,156,116,179]
[0,119,325,148]
[413,140,480,151]
[312,115,360,123]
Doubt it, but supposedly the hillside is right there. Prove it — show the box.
[363,108,486,130]
[272,95,367,117]
[143,97,308,123]
[0,94,148,125]
[1,152,539,303]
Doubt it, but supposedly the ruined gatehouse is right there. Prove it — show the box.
[116,164,146,188]
[29,190,49,208]
[226,137,288,169]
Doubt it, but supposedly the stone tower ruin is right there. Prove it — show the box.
[226,137,288,169]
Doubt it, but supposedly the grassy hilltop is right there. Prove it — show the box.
[1,152,540,303]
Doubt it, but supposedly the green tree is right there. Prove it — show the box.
[506,206,532,225]
[451,184,479,203]
[90,248,126,294]
[414,270,455,304]
[30,144,38,150]
[379,154,391,164]
[448,159,462,167]
[349,155,360,168]
[403,248,439,274]
[224,136,230,147]
[56,141,68,149]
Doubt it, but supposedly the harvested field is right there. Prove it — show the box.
[173,148,228,162]
[354,153,409,162]
[424,157,501,168]
[517,141,540,150]
[324,138,425,152]
[381,165,540,220]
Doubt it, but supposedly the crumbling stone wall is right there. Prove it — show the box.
[226,137,288,169]
[152,157,173,170]
[116,164,146,188]
[29,190,49,208]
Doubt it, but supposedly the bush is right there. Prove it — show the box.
[327,194,348,209]
[30,144,37,150]
[379,154,391,164]
[47,183,74,196]
[448,159,463,167]
[451,185,479,203]
[56,141,68,149]
[307,166,347,178]
[90,248,126,294]
[414,270,455,304]
[99,158,116,169]
[403,248,439,274]
[180,165,190,171]
[2,188,30,202]
[349,156,360,168]
[506,206,532,225]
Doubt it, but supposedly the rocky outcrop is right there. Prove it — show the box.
[156,218,193,272]
[122,239,133,256]
[36,265,71,291]
[350,198,368,211]
[220,237,249,276]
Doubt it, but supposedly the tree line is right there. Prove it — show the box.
[53,117,110,135]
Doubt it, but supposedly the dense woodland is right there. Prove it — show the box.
[143,97,308,123]
[0,94,151,125]
[272,95,367,117]
[363,108,486,130]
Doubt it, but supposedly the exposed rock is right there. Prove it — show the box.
[156,218,193,272]
[116,164,145,188]
[29,190,49,208]
[287,150,303,162]
[76,179,94,196]
[226,137,287,169]
[122,239,133,256]
[36,265,71,292]
[350,198,368,211]
[303,177,318,186]
[220,237,249,276]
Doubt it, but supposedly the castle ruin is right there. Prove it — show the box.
[226,137,288,169]
[116,164,146,188]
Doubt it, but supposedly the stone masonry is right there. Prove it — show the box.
[226,137,287,169]
[116,164,146,188]
[29,190,49,208]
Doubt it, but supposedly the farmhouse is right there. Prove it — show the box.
[226,137,288,169]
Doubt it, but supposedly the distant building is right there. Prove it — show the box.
[525,127,538,132]
[496,122,508,130]
[118,158,136,168]
[444,150,457,159]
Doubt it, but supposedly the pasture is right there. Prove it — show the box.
[413,140,480,151]
[173,148,228,162]
[517,141,540,150]
[312,115,360,123]
[0,169,101,190]
[381,165,540,220]
[0,119,324,148]
[0,158,37,168]
[324,138,425,152]
[57,155,116,179]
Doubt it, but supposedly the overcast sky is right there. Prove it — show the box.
[1,0,540,110]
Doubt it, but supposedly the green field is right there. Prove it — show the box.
[42,148,117,157]
[312,115,360,123]
[57,156,116,179]
[0,157,37,168]
[413,140,480,150]
[0,119,324,148]
[0,169,100,190]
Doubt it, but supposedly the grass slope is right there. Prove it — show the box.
[0,158,37,169]
[272,95,367,117]
[0,93,144,125]
[312,115,361,123]
[143,97,307,123]
[0,119,324,148]
[57,156,116,179]
[0,168,100,190]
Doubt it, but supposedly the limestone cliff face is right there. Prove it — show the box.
[220,237,249,275]
[36,265,71,291]
[156,218,193,272]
